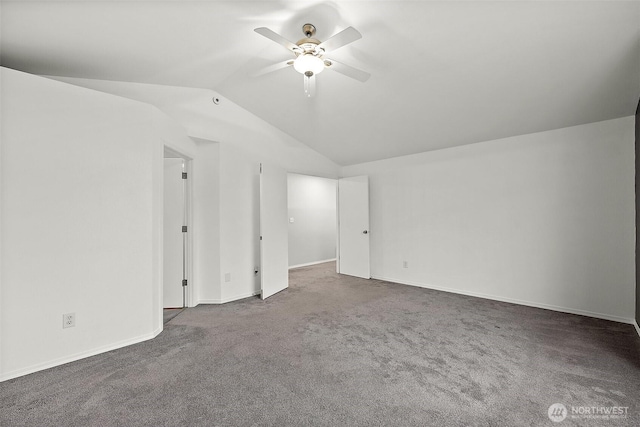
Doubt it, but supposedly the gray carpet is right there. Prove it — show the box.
[163,308,184,324]
[1,262,639,426]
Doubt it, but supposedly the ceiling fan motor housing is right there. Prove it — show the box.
[295,40,323,56]
[295,24,324,57]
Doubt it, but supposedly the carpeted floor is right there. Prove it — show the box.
[163,308,184,324]
[1,261,639,426]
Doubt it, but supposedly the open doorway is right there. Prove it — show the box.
[287,173,337,269]
[163,147,192,322]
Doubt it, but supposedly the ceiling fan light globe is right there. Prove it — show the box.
[293,54,324,75]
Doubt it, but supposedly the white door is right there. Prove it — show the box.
[338,175,370,278]
[260,163,289,300]
[163,158,185,308]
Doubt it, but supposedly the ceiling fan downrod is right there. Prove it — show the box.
[302,23,316,38]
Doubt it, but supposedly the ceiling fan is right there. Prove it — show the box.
[254,23,370,97]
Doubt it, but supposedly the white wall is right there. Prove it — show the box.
[0,68,199,381]
[191,139,221,304]
[216,143,262,303]
[213,147,341,303]
[288,174,337,268]
[342,117,636,322]
[45,77,341,179]
[1,69,340,380]
[43,77,342,305]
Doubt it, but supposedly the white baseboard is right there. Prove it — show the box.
[634,321,640,338]
[198,291,260,305]
[289,258,336,269]
[0,327,162,383]
[372,275,636,325]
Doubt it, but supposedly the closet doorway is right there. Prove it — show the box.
[163,147,191,320]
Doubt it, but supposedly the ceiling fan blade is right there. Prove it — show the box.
[303,73,316,98]
[324,58,371,82]
[254,27,301,53]
[253,60,294,77]
[317,26,362,53]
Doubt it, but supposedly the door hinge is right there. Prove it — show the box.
[182,172,188,179]
[182,225,188,232]
[182,279,188,287]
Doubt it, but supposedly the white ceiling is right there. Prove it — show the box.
[1,1,639,166]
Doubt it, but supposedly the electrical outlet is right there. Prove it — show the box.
[224,273,231,283]
[403,261,408,268]
[63,313,75,329]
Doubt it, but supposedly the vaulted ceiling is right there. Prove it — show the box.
[1,1,639,165]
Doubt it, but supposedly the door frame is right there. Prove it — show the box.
[163,146,194,308]
[285,173,339,270]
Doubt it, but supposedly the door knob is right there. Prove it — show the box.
[362,230,368,234]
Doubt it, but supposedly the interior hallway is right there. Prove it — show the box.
[1,262,638,426]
